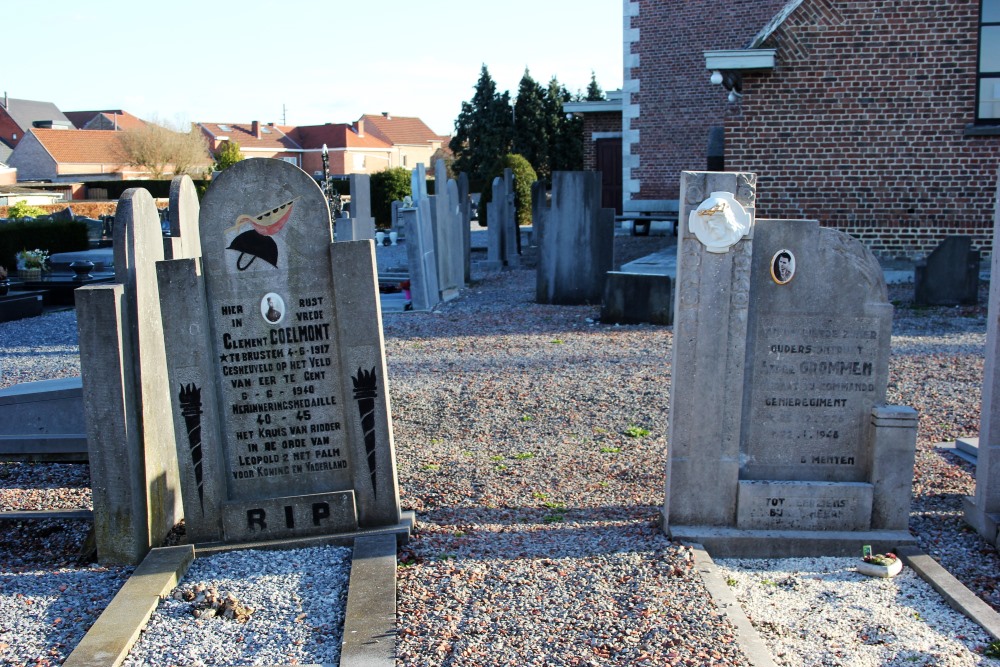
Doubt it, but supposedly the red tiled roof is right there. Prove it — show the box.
[357,114,443,146]
[30,128,125,163]
[64,110,147,131]
[198,122,302,150]
[291,124,393,150]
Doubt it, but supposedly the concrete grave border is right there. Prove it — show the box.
[687,541,1000,667]
[62,513,413,667]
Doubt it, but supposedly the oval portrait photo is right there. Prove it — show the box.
[771,249,796,285]
[260,292,286,324]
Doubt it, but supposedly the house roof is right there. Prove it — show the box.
[64,110,147,131]
[28,129,125,164]
[357,114,445,146]
[291,123,393,151]
[1,97,75,131]
[198,122,302,150]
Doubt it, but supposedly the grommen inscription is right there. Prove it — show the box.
[744,315,883,479]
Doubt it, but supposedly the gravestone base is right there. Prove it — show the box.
[666,522,916,558]
[474,259,504,272]
[962,496,1000,549]
[196,509,416,555]
[736,480,873,531]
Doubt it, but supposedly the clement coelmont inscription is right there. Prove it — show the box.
[216,292,349,487]
[750,319,880,467]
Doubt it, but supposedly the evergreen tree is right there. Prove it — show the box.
[450,65,513,192]
[512,68,551,180]
[586,71,605,101]
[546,77,584,174]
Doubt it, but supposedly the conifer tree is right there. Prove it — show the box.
[512,68,551,180]
[450,65,513,191]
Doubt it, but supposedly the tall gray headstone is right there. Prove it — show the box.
[535,171,615,305]
[76,188,185,564]
[458,172,471,283]
[503,168,519,267]
[411,163,428,202]
[166,175,202,260]
[402,199,440,311]
[157,158,406,545]
[965,170,1000,549]
[665,171,917,557]
[481,177,506,272]
[347,174,376,241]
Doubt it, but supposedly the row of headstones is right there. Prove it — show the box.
[74,159,1000,561]
[77,160,406,565]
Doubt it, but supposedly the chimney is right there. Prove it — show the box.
[382,111,391,120]
[252,120,261,139]
[356,119,364,137]
[2,91,6,109]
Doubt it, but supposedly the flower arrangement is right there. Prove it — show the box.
[0,265,7,281]
[16,249,49,271]
[863,552,898,566]
[859,546,902,578]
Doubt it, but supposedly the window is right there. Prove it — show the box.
[281,156,298,167]
[219,124,233,132]
[979,0,1000,121]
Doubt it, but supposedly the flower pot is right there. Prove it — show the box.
[19,268,42,281]
[857,558,902,578]
[389,231,398,246]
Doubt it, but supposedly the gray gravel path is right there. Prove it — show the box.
[1,236,999,666]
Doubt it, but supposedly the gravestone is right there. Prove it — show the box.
[432,160,464,300]
[343,173,376,241]
[664,171,917,557]
[76,188,186,564]
[535,171,615,305]
[166,174,202,260]
[481,177,506,272]
[157,158,409,545]
[914,236,980,306]
[458,172,471,283]
[401,198,440,311]
[965,172,1000,549]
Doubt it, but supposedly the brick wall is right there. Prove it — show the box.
[728,0,1000,258]
[582,112,622,170]
[629,0,789,199]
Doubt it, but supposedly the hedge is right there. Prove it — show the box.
[0,220,89,274]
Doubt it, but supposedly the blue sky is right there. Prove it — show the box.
[4,1,623,136]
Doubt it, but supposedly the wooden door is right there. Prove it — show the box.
[595,138,622,214]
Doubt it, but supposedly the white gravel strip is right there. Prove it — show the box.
[122,545,351,667]
[714,557,1000,667]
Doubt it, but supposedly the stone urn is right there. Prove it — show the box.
[70,260,95,281]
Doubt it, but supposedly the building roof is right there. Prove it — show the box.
[291,123,393,151]
[64,110,148,131]
[0,97,75,131]
[747,0,805,48]
[198,122,302,150]
[28,128,125,164]
[357,114,446,146]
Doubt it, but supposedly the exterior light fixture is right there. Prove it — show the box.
[710,70,723,85]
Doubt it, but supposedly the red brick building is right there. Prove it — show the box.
[583,0,1000,257]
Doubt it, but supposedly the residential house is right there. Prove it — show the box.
[289,121,394,178]
[7,129,144,182]
[356,113,449,170]
[0,95,75,149]
[578,1,1000,258]
[64,110,147,131]
[199,121,303,166]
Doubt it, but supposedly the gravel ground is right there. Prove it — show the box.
[1,234,999,666]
